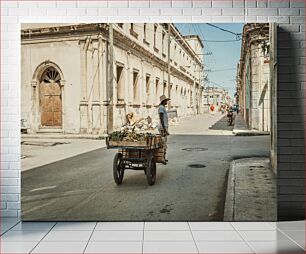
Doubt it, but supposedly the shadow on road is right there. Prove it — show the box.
[209,115,234,131]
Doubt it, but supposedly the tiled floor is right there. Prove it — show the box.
[0,219,304,253]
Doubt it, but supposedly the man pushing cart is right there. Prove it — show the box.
[158,95,170,165]
[106,95,170,186]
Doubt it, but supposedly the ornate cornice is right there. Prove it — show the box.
[238,23,269,81]
[21,23,200,86]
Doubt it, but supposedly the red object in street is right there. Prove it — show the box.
[210,104,215,112]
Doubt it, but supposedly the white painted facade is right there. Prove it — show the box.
[203,87,231,109]
[21,23,204,134]
[237,23,270,132]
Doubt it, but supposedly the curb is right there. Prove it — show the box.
[223,160,236,221]
[232,130,270,136]
[223,157,275,221]
[21,134,107,140]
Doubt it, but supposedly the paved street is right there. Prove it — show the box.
[22,113,270,221]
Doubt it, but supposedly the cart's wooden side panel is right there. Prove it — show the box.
[107,135,163,150]
[153,148,165,163]
[108,140,148,147]
[120,149,142,159]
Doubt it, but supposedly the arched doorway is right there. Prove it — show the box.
[39,67,62,127]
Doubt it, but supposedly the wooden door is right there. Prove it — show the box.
[39,68,62,127]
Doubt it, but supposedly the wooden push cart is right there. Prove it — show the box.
[106,135,165,186]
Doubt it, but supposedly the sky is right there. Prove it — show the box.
[176,23,244,98]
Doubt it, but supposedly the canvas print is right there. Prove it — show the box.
[21,23,277,221]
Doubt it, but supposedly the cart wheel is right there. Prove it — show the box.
[113,153,124,185]
[146,158,156,186]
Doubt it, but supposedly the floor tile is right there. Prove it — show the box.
[11,222,55,231]
[189,222,234,231]
[0,221,21,233]
[295,240,305,250]
[1,230,48,242]
[1,221,20,228]
[145,222,190,231]
[276,221,305,231]
[42,230,92,242]
[0,241,38,253]
[231,222,276,231]
[90,230,143,241]
[192,230,243,241]
[85,241,143,253]
[249,240,305,253]
[282,230,305,241]
[1,224,17,235]
[281,230,305,249]
[269,222,278,228]
[32,241,87,253]
[52,222,96,231]
[1,229,8,235]
[143,241,198,253]
[144,230,193,241]
[197,241,253,253]
[95,222,144,231]
[239,230,291,241]
[0,218,21,224]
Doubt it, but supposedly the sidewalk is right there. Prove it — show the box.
[224,157,277,221]
[232,114,269,136]
[21,138,106,171]
[21,133,107,139]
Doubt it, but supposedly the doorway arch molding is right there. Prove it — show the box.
[31,60,66,87]
[30,60,66,132]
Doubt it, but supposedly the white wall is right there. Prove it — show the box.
[21,41,82,133]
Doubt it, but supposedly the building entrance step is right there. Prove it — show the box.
[36,128,63,133]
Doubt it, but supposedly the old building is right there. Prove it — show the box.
[21,23,204,134]
[203,86,231,112]
[236,23,270,132]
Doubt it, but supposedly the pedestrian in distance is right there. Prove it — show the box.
[227,106,234,126]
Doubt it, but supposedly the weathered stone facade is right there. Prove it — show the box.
[21,23,204,134]
[237,23,270,132]
[203,86,231,109]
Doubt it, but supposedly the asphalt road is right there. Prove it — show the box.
[22,114,270,221]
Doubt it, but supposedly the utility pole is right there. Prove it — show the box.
[107,23,114,134]
[198,64,202,114]
[193,58,196,115]
[212,83,215,107]
[167,24,171,110]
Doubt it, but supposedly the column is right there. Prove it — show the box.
[92,39,100,134]
[87,39,93,134]
[126,51,131,114]
[79,39,89,133]
[101,39,108,133]
[31,80,39,133]
[98,35,104,134]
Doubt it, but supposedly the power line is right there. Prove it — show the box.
[206,23,242,39]
[201,39,241,42]
[191,24,241,43]
[206,79,235,91]
[194,24,217,69]
[117,24,241,43]
[197,24,216,64]
[209,67,237,72]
